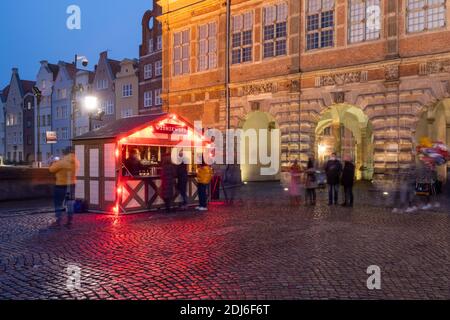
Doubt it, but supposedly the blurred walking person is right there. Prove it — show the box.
[176,151,189,210]
[341,157,355,207]
[196,160,213,212]
[289,160,302,206]
[324,152,342,206]
[49,147,79,229]
[305,158,318,206]
[161,152,176,212]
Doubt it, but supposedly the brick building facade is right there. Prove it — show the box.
[139,1,163,114]
[158,0,450,181]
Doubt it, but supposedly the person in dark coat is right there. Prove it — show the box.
[176,151,189,209]
[124,148,142,176]
[324,152,343,205]
[341,157,356,207]
[160,152,176,212]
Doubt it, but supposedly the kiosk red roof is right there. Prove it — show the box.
[73,113,168,141]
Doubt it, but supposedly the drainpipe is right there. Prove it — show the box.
[225,0,231,130]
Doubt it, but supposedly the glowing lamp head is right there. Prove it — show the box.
[84,96,98,113]
[318,144,327,154]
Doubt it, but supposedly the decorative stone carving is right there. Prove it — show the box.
[320,71,362,86]
[422,60,450,75]
[332,92,345,104]
[289,80,300,92]
[385,64,399,81]
[242,83,276,95]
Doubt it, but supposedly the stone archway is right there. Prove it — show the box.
[415,98,450,182]
[315,104,374,180]
[240,111,281,182]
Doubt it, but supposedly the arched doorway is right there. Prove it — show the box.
[240,111,281,182]
[415,98,450,182]
[315,104,374,180]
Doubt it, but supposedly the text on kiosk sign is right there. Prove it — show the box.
[154,123,188,135]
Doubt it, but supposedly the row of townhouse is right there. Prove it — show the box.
[157,0,450,181]
[0,4,163,165]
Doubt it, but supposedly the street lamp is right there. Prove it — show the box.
[84,95,104,131]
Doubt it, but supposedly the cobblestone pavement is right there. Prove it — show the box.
[0,182,449,300]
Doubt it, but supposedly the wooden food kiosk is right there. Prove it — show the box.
[73,113,209,214]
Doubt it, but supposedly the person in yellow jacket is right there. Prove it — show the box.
[49,147,79,228]
[196,160,213,211]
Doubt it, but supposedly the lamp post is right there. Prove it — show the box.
[84,96,104,131]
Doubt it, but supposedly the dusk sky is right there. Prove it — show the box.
[0,0,151,89]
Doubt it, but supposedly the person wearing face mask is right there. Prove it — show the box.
[324,152,343,206]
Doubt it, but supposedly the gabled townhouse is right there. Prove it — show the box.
[22,91,36,164]
[91,51,121,129]
[4,68,35,164]
[74,70,95,137]
[0,87,8,163]
[35,60,59,163]
[51,61,80,157]
[116,59,139,119]
[139,0,163,114]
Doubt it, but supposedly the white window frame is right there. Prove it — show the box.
[155,60,162,76]
[198,22,218,71]
[122,84,133,97]
[306,0,336,50]
[231,12,254,65]
[263,3,288,59]
[144,64,153,80]
[144,91,153,108]
[173,29,190,76]
[155,89,162,106]
[348,0,381,43]
[157,35,163,51]
[406,0,447,33]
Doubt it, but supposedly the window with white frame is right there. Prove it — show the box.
[155,89,162,106]
[173,30,190,76]
[144,64,153,79]
[149,39,154,53]
[263,3,288,58]
[155,60,162,76]
[144,91,153,108]
[232,12,254,64]
[106,100,114,115]
[97,79,108,90]
[121,108,133,118]
[157,35,163,51]
[407,0,446,33]
[122,84,133,97]
[198,22,218,71]
[349,0,381,43]
[306,0,335,50]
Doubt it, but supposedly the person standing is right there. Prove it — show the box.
[324,152,343,206]
[341,157,355,207]
[49,147,79,229]
[160,152,176,212]
[305,158,318,206]
[289,160,302,206]
[176,151,189,210]
[196,160,213,212]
